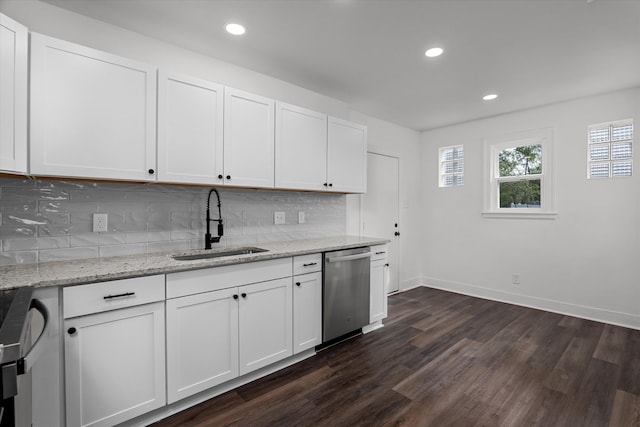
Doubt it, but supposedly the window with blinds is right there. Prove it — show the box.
[588,119,633,179]
[439,145,464,187]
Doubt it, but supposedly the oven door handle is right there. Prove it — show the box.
[326,252,371,263]
[19,299,49,374]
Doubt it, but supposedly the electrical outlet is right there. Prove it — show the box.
[93,213,108,232]
[512,273,521,285]
[298,211,305,224]
[274,211,286,225]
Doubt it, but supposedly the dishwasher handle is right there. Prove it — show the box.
[326,252,371,263]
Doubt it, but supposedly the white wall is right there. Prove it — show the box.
[421,88,640,329]
[346,111,422,291]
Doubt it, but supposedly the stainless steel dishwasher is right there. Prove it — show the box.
[323,247,371,342]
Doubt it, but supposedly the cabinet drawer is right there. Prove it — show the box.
[293,254,322,275]
[63,275,165,319]
[167,257,292,299]
[370,245,388,261]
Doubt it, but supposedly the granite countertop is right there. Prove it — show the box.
[0,236,389,290]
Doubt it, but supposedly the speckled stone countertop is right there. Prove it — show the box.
[0,236,388,290]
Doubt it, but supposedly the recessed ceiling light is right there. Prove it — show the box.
[483,93,498,101]
[425,47,444,58]
[225,23,246,35]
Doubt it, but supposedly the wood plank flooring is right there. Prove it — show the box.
[152,287,640,427]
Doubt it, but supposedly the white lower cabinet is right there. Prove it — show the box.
[166,287,239,404]
[64,302,166,427]
[63,276,166,427]
[165,259,294,403]
[293,271,322,354]
[239,277,293,375]
[370,245,389,323]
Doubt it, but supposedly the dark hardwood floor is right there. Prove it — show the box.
[153,287,640,427]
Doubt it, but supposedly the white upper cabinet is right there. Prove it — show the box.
[327,117,367,193]
[223,88,275,188]
[30,33,157,181]
[275,102,327,191]
[0,14,28,174]
[157,71,223,185]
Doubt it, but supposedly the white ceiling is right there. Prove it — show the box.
[41,0,640,131]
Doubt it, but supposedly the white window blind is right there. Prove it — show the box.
[588,120,633,179]
[439,145,464,187]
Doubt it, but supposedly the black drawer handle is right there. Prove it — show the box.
[218,174,223,179]
[68,327,77,335]
[233,294,239,300]
[296,282,301,287]
[103,292,135,300]
[302,262,317,267]
[226,175,231,180]
[385,263,389,267]
[375,251,386,255]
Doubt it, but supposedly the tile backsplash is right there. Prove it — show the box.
[0,177,346,266]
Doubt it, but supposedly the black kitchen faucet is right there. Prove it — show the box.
[205,189,224,249]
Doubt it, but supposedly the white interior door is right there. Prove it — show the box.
[362,152,400,293]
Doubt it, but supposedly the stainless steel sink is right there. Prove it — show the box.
[172,247,268,261]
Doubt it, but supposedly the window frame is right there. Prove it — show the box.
[587,119,633,179]
[438,144,464,188]
[482,128,556,219]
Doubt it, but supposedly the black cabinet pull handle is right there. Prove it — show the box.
[233,294,238,300]
[218,174,223,179]
[241,293,247,298]
[329,183,333,187]
[226,175,231,180]
[68,327,77,335]
[103,292,135,300]
[375,251,386,255]
[296,282,301,287]
[302,262,317,267]
[148,169,155,175]
[394,232,400,236]
[385,263,389,267]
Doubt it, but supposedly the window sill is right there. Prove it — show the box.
[481,211,558,220]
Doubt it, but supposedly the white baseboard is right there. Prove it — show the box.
[400,277,423,292]
[420,277,640,331]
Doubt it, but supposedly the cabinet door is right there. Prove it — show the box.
[275,102,327,191]
[158,71,224,185]
[293,271,322,354]
[0,14,27,174]
[239,277,293,375]
[30,33,157,181]
[370,258,389,323]
[166,288,239,403]
[64,302,166,427]
[223,88,275,188]
[327,117,367,193]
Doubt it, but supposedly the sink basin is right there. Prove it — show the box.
[172,247,268,261]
